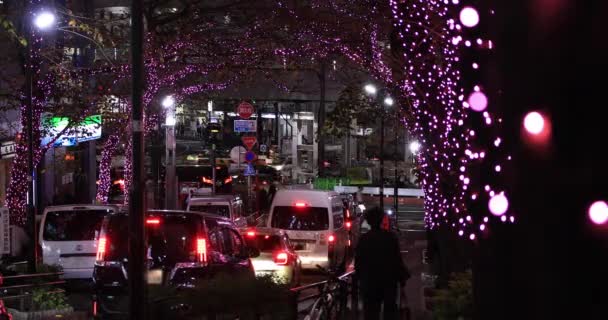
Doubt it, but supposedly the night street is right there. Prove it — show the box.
[1,0,607,319]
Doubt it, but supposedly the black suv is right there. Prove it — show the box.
[92,210,258,318]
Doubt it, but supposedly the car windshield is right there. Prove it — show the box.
[43,209,110,241]
[104,214,200,265]
[271,206,329,231]
[244,234,282,252]
[189,204,230,217]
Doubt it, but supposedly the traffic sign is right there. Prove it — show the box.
[242,136,257,150]
[259,144,268,153]
[245,151,257,162]
[244,163,256,176]
[234,120,257,133]
[230,146,247,163]
[237,101,254,119]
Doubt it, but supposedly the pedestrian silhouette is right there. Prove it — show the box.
[355,207,410,320]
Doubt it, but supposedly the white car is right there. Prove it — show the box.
[186,193,246,227]
[39,205,117,279]
[267,189,349,270]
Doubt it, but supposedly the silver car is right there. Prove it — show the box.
[242,227,302,286]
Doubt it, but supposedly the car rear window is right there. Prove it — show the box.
[103,214,201,265]
[189,205,230,217]
[271,206,329,231]
[244,235,282,252]
[43,210,109,241]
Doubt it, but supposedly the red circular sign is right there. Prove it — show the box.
[237,101,254,119]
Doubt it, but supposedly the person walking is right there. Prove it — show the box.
[355,207,410,320]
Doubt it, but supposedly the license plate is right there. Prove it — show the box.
[147,270,163,284]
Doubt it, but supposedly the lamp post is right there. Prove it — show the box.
[364,84,394,213]
[24,9,56,273]
[163,96,177,209]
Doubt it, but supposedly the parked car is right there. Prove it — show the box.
[92,210,259,318]
[39,205,118,279]
[186,193,246,227]
[242,227,301,286]
[267,189,349,270]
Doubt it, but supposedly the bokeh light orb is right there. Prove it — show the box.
[489,193,509,216]
[468,91,488,112]
[524,111,545,135]
[460,7,480,28]
[588,201,608,225]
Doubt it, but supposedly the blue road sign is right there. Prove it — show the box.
[244,163,256,176]
[234,120,257,132]
[245,151,256,162]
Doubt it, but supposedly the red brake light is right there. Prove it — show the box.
[224,177,233,184]
[202,177,213,184]
[246,230,256,237]
[328,235,336,243]
[197,238,207,264]
[274,252,289,265]
[146,218,160,225]
[294,202,307,207]
[345,221,352,229]
[96,237,107,261]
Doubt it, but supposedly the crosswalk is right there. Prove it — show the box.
[396,205,426,230]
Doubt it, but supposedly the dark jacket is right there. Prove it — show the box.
[355,229,409,289]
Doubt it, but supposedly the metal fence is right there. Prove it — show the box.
[0,271,66,312]
[289,270,358,320]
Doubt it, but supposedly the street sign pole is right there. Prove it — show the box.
[212,144,216,195]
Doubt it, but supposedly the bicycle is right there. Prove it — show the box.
[303,266,348,320]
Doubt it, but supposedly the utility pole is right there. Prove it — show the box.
[379,113,384,212]
[24,6,36,274]
[317,61,326,177]
[129,0,146,319]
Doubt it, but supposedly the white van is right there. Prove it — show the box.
[186,193,246,227]
[267,189,348,270]
[39,205,117,279]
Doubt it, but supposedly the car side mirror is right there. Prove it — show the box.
[245,246,260,258]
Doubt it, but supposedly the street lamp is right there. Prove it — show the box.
[24,9,57,273]
[33,11,56,30]
[364,84,393,213]
[162,95,177,209]
[409,141,421,154]
[364,84,378,95]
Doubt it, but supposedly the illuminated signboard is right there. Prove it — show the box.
[41,115,102,147]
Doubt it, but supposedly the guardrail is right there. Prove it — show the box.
[0,271,66,312]
[289,270,358,320]
[334,186,424,197]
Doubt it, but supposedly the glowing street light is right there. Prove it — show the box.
[364,84,377,95]
[383,96,394,106]
[34,11,56,30]
[409,141,421,154]
[162,95,175,109]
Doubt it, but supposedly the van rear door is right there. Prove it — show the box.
[269,205,330,267]
[40,206,114,279]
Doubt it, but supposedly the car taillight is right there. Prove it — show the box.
[294,202,307,207]
[96,237,107,262]
[224,177,233,184]
[197,238,207,264]
[246,230,256,237]
[202,177,213,184]
[146,218,160,225]
[274,252,289,265]
[345,221,352,230]
[328,235,336,243]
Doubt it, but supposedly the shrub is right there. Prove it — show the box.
[431,270,473,320]
[31,287,70,311]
